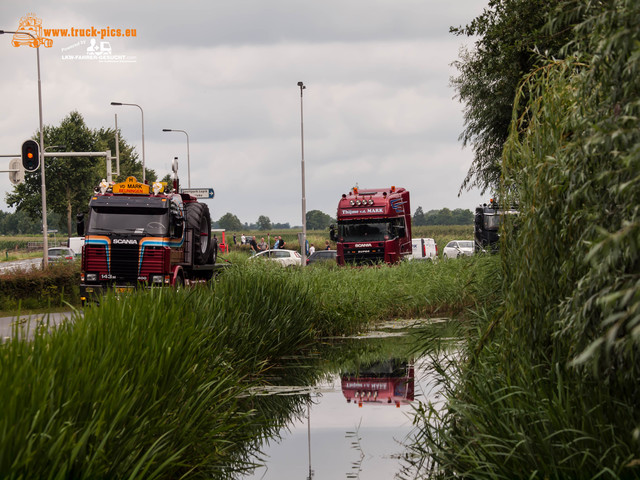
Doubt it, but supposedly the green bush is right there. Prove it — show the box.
[0,262,80,311]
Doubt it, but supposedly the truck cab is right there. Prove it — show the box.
[331,186,412,265]
[474,199,518,253]
[79,177,217,303]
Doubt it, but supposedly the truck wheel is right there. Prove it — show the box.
[186,203,213,265]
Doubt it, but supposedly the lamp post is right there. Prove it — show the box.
[111,102,145,183]
[162,128,190,188]
[297,81,307,267]
[0,29,48,267]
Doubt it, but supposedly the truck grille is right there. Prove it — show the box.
[111,244,139,280]
[85,244,108,272]
[344,250,385,265]
[139,247,166,276]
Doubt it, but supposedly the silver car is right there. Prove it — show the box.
[47,247,76,262]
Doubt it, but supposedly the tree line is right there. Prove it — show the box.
[0,204,474,235]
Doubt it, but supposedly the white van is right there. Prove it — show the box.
[68,236,85,257]
[409,237,437,260]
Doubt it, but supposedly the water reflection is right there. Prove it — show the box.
[237,322,438,480]
[342,359,414,408]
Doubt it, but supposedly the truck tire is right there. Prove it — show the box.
[186,202,212,265]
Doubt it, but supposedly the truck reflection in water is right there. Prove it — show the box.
[341,358,414,408]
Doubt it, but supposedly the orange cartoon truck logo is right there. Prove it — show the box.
[12,14,53,48]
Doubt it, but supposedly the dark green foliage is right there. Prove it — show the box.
[410,1,640,477]
[6,111,147,235]
[305,209,334,230]
[256,215,272,230]
[452,0,573,195]
[218,212,243,231]
[0,210,41,235]
[0,261,80,311]
[413,207,473,226]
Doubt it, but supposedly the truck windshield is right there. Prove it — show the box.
[483,214,501,230]
[339,221,390,242]
[88,207,169,236]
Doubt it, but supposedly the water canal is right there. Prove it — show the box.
[238,318,448,480]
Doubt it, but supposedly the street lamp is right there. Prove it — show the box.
[162,129,191,188]
[0,29,48,267]
[298,81,307,268]
[111,102,146,183]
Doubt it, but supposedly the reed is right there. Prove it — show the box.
[407,3,640,477]
[0,255,495,478]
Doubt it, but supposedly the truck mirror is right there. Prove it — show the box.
[76,213,85,236]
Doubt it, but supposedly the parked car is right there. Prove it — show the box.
[46,247,75,263]
[306,249,337,265]
[442,240,474,259]
[249,249,302,267]
[409,238,437,261]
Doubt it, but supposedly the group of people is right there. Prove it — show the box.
[233,234,287,254]
[232,233,331,255]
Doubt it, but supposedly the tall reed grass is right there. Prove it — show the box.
[407,3,640,477]
[0,255,495,478]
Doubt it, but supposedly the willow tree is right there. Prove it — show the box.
[412,0,640,476]
[451,0,574,195]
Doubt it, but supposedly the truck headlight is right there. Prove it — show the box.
[86,273,98,282]
[151,275,164,284]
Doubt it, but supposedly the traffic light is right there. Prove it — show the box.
[21,139,40,172]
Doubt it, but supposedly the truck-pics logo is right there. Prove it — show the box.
[10,13,137,63]
[11,13,53,48]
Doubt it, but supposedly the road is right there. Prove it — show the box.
[0,258,43,274]
[0,311,74,342]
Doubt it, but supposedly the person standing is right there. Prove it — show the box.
[325,240,331,250]
[273,237,280,249]
[258,237,267,251]
[309,243,316,256]
[241,234,246,245]
[233,234,237,246]
[249,236,259,254]
[278,236,286,249]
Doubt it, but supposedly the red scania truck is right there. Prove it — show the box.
[330,186,412,265]
[78,176,217,303]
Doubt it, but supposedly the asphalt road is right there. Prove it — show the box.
[0,311,75,342]
[0,257,43,274]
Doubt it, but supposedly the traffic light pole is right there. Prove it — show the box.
[0,29,48,266]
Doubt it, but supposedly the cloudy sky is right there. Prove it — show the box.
[1,0,488,227]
